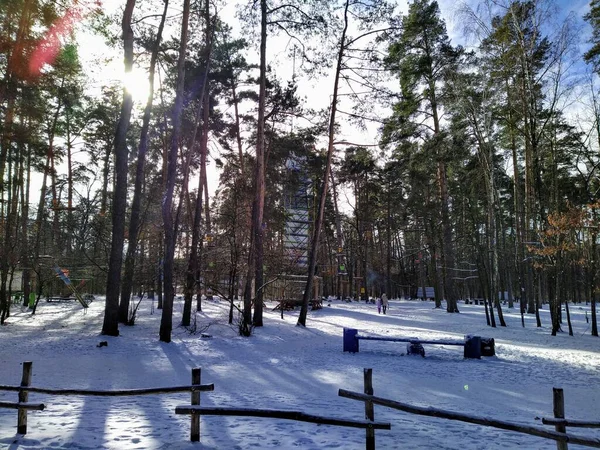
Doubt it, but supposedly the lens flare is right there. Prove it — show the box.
[28,1,103,78]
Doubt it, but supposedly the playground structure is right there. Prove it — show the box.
[4,257,93,309]
[27,256,93,309]
[48,266,89,308]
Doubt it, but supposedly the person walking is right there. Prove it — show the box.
[381,293,389,314]
[376,297,382,314]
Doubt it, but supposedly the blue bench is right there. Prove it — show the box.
[342,328,495,359]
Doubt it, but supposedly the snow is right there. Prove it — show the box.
[1,296,599,449]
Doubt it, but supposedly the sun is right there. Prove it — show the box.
[121,68,151,104]
[99,58,152,104]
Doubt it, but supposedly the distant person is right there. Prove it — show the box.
[376,297,382,314]
[382,293,389,314]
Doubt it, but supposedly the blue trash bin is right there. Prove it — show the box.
[343,328,359,353]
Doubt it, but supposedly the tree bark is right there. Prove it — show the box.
[119,0,168,324]
[329,170,345,299]
[160,0,191,343]
[250,0,267,328]
[298,0,349,327]
[182,1,213,326]
[20,140,31,306]
[592,231,598,337]
[102,0,137,337]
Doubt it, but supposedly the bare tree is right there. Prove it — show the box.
[298,0,394,326]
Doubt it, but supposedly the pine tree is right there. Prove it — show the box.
[384,0,462,312]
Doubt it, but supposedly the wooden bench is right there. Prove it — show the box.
[273,299,323,311]
[46,296,77,303]
[342,328,495,359]
[311,298,323,310]
[273,300,301,311]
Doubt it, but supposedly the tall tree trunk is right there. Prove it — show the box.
[250,0,267,328]
[0,0,34,199]
[203,163,211,233]
[231,81,244,175]
[183,64,211,324]
[119,0,168,324]
[385,175,392,298]
[506,79,527,324]
[21,141,31,306]
[66,107,73,256]
[298,0,349,327]
[102,0,137,337]
[49,106,60,250]
[100,141,111,216]
[431,117,457,311]
[182,2,213,325]
[0,157,14,324]
[490,180,506,327]
[242,206,255,326]
[160,0,191,343]
[0,96,15,217]
[156,241,163,310]
[534,269,542,327]
[592,230,598,337]
[362,179,370,301]
[479,131,506,327]
[329,169,345,299]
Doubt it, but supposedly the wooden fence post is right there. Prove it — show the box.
[364,368,374,450]
[191,368,201,442]
[18,361,32,434]
[553,388,568,450]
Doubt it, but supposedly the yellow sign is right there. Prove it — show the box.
[360,287,365,294]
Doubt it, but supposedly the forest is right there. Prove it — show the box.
[1,0,600,342]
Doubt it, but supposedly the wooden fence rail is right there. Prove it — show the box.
[175,365,391,448]
[0,402,45,411]
[539,387,600,450]
[2,362,391,449]
[0,361,213,436]
[174,406,391,430]
[0,385,212,438]
[339,369,600,449]
[0,384,213,396]
[543,419,600,429]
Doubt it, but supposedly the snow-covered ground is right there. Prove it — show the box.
[1,296,599,449]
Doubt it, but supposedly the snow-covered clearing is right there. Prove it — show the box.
[1,297,599,449]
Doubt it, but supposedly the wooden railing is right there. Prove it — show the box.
[339,368,600,449]
[0,361,214,438]
[8,363,594,448]
[540,388,600,450]
[1,361,391,449]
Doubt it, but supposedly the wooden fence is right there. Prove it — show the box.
[5,362,597,449]
[0,361,214,439]
[339,368,600,449]
[0,361,390,448]
[541,388,600,450]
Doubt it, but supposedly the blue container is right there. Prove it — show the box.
[463,335,482,359]
[343,328,359,353]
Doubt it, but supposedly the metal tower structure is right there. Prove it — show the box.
[283,154,311,272]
